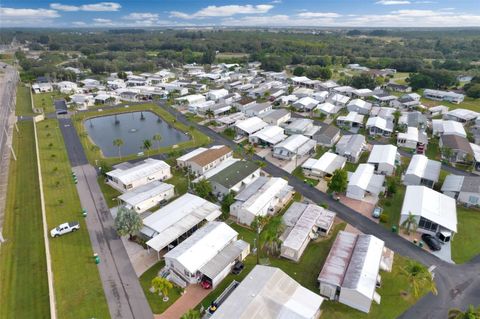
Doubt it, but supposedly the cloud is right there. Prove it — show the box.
[297,12,341,18]
[171,4,274,19]
[72,21,87,26]
[49,2,121,12]
[376,0,411,4]
[0,7,60,26]
[123,12,159,20]
[0,7,60,18]
[93,18,112,23]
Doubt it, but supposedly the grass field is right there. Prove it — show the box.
[451,207,480,264]
[32,91,68,114]
[0,121,50,319]
[97,176,122,208]
[420,95,480,112]
[139,261,183,314]
[73,103,210,166]
[321,255,428,319]
[37,119,109,319]
[15,85,34,116]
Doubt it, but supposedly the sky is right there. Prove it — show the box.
[1,0,480,28]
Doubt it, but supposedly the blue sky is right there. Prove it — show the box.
[1,0,479,27]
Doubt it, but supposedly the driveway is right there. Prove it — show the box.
[154,284,210,319]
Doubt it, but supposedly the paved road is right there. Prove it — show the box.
[0,62,18,237]
[157,103,480,318]
[58,117,153,319]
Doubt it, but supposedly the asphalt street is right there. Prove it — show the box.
[157,102,480,319]
[58,117,153,319]
[0,63,18,236]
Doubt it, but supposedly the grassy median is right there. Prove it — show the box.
[0,121,50,319]
[37,119,109,319]
[15,85,35,117]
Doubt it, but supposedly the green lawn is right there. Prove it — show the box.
[292,166,319,186]
[139,261,183,314]
[344,151,371,172]
[378,183,406,228]
[451,207,480,264]
[420,96,480,112]
[97,176,122,208]
[425,137,441,161]
[32,91,68,114]
[321,255,429,319]
[15,85,35,116]
[37,119,109,319]
[165,166,190,197]
[73,103,211,166]
[0,121,50,319]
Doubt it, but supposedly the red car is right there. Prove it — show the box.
[200,279,212,289]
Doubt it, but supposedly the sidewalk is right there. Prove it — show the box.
[154,284,210,319]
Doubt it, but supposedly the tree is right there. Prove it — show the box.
[152,134,162,150]
[142,139,152,157]
[401,260,437,298]
[193,179,213,199]
[114,207,143,240]
[260,216,284,256]
[255,160,267,169]
[245,145,256,160]
[113,138,124,159]
[351,74,376,90]
[181,309,201,319]
[293,66,305,76]
[327,169,348,194]
[386,177,397,196]
[151,277,173,302]
[400,212,417,235]
[407,73,434,91]
[465,83,480,99]
[221,191,236,218]
[442,147,454,161]
[202,48,216,64]
[205,109,215,119]
[448,305,480,319]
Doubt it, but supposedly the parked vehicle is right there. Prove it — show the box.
[421,234,442,251]
[232,261,244,275]
[200,278,212,289]
[50,222,80,237]
[372,206,383,218]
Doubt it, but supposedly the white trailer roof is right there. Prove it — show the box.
[164,222,237,274]
[251,125,287,145]
[274,134,315,154]
[107,158,170,185]
[144,193,221,252]
[368,144,397,166]
[238,177,291,216]
[235,116,268,134]
[401,185,457,232]
[211,265,324,319]
[302,152,346,176]
[318,231,384,300]
[406,155,441,182]
[118,181,173,207]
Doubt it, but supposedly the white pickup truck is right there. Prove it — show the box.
[50,222,80,237]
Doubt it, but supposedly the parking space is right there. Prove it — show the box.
[339,194,378,223]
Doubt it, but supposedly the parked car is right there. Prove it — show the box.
[232,261,244,275]
[50,222,80,237]
[421,234,442,251]
[200,279,212,289]
[372,206,383,218]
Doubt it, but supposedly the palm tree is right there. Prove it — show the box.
[113,138,124,159]
[152,134,162,150]
[181,309,201,319]
[205,109,215,119]
[151,277,173,302]
[245,144,256,160]
[142,139,152,157]
[401,212,418,235]
[401,260,437,298]
[261,217,284,256]
[255,160,267,169]
[448,305,480,319]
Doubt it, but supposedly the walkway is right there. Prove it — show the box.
[155,285,210,319]
[58,116,153,319]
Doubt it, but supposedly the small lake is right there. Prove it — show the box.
[84,111,190,157]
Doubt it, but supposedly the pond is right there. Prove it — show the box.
[83,111,190,157]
